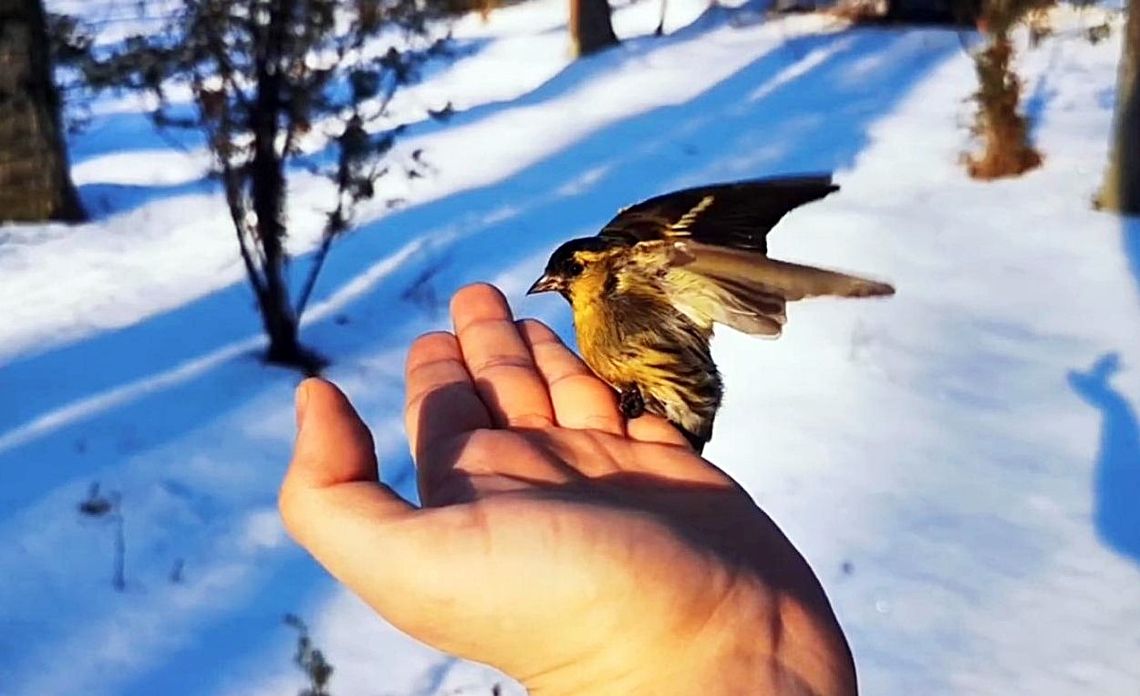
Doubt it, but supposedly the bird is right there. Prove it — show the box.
[526,174,894,453]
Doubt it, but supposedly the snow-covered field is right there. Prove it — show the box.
[2,0,1138,694]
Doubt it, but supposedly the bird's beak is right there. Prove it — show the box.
[527,273,561,295]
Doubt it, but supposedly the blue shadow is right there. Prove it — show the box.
[70,103,203,164]
[78,178,215,218]
[67,16,764,218]
[66,33,515,215]
[1068,353,1140,564]
[1023,65,1056,131]
[1,24,957,696]
[1123,216,1140,300]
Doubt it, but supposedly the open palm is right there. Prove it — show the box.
[279,284,855,696]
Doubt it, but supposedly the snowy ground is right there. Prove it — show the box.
[2,1,1138,694]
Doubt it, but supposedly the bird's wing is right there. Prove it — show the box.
[630,240,894,337]
[598,175,839,253]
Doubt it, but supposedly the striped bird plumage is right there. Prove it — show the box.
[529,174,894,452]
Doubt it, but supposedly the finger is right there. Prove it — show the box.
[406,328,575,499]
[627,414,694,449]
[280,379,416,547]
[404,331,491,487]
[279,379,572,665]
[278,380,452,642]
[516,319,624,436]
[451,284,554,429]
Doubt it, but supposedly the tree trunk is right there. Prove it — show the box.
[250,0,320,374]
[569,0,618,58]
[1098,0,1140,214]
[0,0,84,222]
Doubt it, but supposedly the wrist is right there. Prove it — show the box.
[711,580,857,696]
[533,578,855,696]
[659,578,857,696]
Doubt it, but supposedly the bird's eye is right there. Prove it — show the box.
[565,260,584,277]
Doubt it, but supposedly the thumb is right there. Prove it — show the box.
[286,377,379,490]
[283,380,383,489]
[279,378,416,576]
[279,380,474,657]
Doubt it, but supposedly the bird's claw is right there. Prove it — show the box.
[619,386,645,419]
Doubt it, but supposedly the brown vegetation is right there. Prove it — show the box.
[965,0,1051,179]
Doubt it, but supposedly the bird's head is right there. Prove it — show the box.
[527,237,623,302]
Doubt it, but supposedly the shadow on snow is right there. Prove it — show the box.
[1068,352,1140,565]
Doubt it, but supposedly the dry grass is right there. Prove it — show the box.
[965,0,1051,179]
[965,33,1042,179]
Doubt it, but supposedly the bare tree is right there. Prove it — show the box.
[0,0,84,223]
[78,0,449,372]
[1098,0,1140,213]
[570,0,618,57]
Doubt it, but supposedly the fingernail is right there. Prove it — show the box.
[295,380,311,428]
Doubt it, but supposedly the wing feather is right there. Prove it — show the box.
[599,175,839,253]
[629,240,894,337]
[677,242,896,300]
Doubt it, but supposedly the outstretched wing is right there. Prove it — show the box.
[598,174,839,254]
[626,240,895,339]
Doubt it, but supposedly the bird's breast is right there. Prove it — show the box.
[573,298,630,386]
[571,290,722,435]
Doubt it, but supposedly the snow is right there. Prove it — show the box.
[3,1,1138,694]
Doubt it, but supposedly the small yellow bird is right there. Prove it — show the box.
[527,174,894,453]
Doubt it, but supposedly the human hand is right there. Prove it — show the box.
[279,283,856,695]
